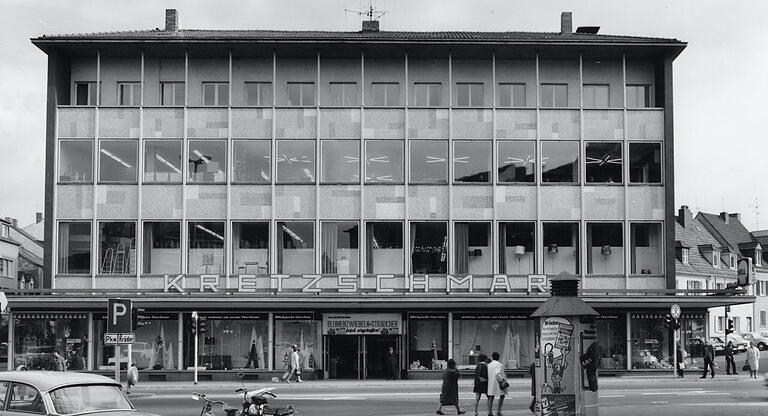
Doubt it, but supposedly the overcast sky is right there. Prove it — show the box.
[1,0,766,230]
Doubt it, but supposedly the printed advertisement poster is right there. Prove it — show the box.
[541,394,576,416]
[323,313,401,335]
[540,317,575,396]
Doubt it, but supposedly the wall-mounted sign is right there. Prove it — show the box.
[322,313,401,335]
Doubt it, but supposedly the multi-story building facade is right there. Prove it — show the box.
[12,9,746,379]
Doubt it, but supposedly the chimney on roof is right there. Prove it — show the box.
[678,205,694,228]
[729,213,741,222]
[362,20,379,32]
[719,212,730,224]
[36,212,43,224]
[561,11,573,35]
[165,9,178,32]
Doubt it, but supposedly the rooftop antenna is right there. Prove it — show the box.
[345,1,387,23]
[750,197,760,230]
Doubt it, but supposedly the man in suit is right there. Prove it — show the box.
[700,340,716,378]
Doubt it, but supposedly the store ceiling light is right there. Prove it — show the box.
[195,224,223,240]
[155,154,182,174]
[100,148,131,168]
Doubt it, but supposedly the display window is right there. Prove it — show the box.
[630,313,671,370]
[274,313,320,371]
[408,313,448,370]
[594,315,627,369]
[14,313,89,371]
[95,312,179,371]
[183,313,269,370]
[452,313,535,370]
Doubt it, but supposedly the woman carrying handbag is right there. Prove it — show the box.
[486,352,508,416]
[746,341,760,379]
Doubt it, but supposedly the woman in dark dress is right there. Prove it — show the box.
[471,354,489,416]
[436,359,465,415]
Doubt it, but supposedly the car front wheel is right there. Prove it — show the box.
[758,342,767,351]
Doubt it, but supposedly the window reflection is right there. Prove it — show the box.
[365,140,403,183]
[144,140,182,183]
[321,141,359,183]
[454,141,490,183]
[410,222,447,274]
[629,143,661,183]
[497,141,535,183]
[276,140,315,183]
[99,140,137,182]
[410,141,447,184]
[188,141,226,183]
[365,222,403,274]
[586,142,622,183]
[541,141,578,183]
[59,141,93,183]
[58,222,91,274]
[233,140,270,183]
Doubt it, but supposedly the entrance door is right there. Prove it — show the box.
[326,335,360,379]
[363,335,400,379]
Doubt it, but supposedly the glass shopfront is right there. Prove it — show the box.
[408,313,448,370]
[189,313,269,370]
[630,313,671,370]
[452,313,535,370]
[274,313,320,372]
[95,312,179,371]
[13,313,88,371]
[595,315,627,369]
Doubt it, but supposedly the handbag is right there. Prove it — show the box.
[742,361,751,372]
[497,373,510,390]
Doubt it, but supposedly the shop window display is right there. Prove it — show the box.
[233,222,269,275]
[98,222,136,275]
[277,222,314,274]
[498,222,535,275]
[586,223,624,275]
[321,222,359,274]
[630,223,663,275]
[188,221,225,275]
[184,314,269,370]
[630,314,671,370]
[274,314,319,371]
[543,222,579,274]
[452,314,535,369]
[408,314,448,370]
[58,222,91,274]
[95,314,178,371]
[594,316,627,369]
[142,222,180,274]
[454,222,491,275]
[14,314,88,371]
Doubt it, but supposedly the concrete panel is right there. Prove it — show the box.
[231,185,272,219]
[625,60,656,97]
[57,185,93,219]
[453,109,492,139]
[96,185,138,218]
[231,58,273,106]
[188,58,229,106]
[408,58,448,106]
[141,185,183,219]
[58,108,95,138]
[363,109,405,139]
[627,186,665,220]
[540,109,580,139]
[627,110,664,140]
[319,58,361,106]
[364,186,405,219]
[540,186,580,220]
[538,59,580,107]
[319,109,361,138]
[408,109,448,138]
[451,59,492,107]
[363,58,406,106]
[496,109,536,139]
[143,58,185,106]
[582,276,625,290]
[452,187,493,220]
[583,186,624,220]
[187,108,228,138]
[627,275,666,290]
[408,185,448,219]
[98,108,140,138]
[143,108,184,138]
[582,60,623,108]
[275,58,317,106]
[99,57,141,106]
[318,185,361,219]
[96,276,137,289]
[186,185,227,219]
[494,60,537,107]
[232,108,272,138]
[495,186,536,220]
[274,185,316,218]
[583,110,624,140]
[139,275,167,290]
[70,58,97,105]
[52,276,91,289]
[275,108,317,138]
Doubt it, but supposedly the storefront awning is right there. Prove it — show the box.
[14,313,88,319]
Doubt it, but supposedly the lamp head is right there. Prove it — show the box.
[601,245,612,256]
[548,244,558,254]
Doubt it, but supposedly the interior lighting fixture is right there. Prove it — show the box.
[100,148,131,168]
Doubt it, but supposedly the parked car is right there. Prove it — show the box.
[739,332,768,351]
[709,337,726,354]
[14,346,60,371]
[0,371,160,415]
[726,333,749,352]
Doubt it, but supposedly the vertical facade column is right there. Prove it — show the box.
[662,57,675,290]
[226,50,233,281]
[181,51,189,275]
[268,312,275,370]
[404,52,410,276]
[578,53,586,283]
[622,54,630,288]
[91,51,101,289]
[491,52,498,274]
[447,52,454,275]
[270,50,277,276]
[534,53,542,275]
[447,312,454,360]
[177,312,184,370]
[315,51,321,274]
[137,51,145,288]
[360,50,366,280]
[7,311,14,370]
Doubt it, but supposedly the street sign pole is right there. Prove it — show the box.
[192,311,199,385]
[670,304,681,379]
[115,345,120,384]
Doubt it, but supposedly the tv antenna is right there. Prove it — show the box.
[750,197,761,230]
[345,1,387,22]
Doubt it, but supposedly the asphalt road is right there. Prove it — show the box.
[128,375,768,416]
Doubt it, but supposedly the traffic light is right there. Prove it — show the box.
[198,317,208,334]
[190,316,197,335]
[726,318,734,336]
[131,307,145,331]
[664,314,673,328]
[673,318,681,331]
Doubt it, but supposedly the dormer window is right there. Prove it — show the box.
[729,253,737,269]
[713,251,721,268]
[756,249,763,267]
[682,248,689,264]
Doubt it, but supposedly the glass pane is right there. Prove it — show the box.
[631,223,662,275]
[457,84,469,107]
[541,141,578,183]
[98,222,136,275]
[498,84,512,107]
[414,84,428,106]
[218,84,229,106]
[188,141,227,183]
[175,83,185,105]
[161,83,173,105]
[410,141,447,183]
[497,141,535,183]
[14,316,88,372]
[471,84,484,106]
[287,83,301,106]
[76,83,90,105]
[454,222,491,274]
[454,141,490,183]
[321,222,359,274]
[429,84,442,106]
[277,222,314,274]
[274,318,319,370]
[499,222,535,275]
[586,142,623,183]
[188,221,225,274]
[452,319,535,368]
[584,85,609,108]
[365,222,403,274]
[543,222,579,274]
[386,83,400,106]
[410,222,447,274]
[329,84,343,106]
[554,84,568,107]
[408,316,448,364]
[59,141,93,182]
[233,141,271,183]
[142,222,180,274]
[302,83,315,106]
[276,140,315,183]
[540,84,553,107]
[144,140,182,183]
[99,140,137,182]
[133,84,141,106]
[58,222,91,274]
[246,83,272,106]
[233,222,269,275]
[321,140,359,183]
[629,143,661,183]
[587,223,624,275]
[203,84,216,106]
[513,84,526,107]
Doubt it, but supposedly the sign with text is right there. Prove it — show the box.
[107,299,132,333]
[323,313,401,335]
[103,333,135,345]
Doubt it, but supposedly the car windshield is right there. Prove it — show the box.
[50,384,133,415]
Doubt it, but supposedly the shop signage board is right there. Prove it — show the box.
[323,313,401,335]
[103,333,135,345]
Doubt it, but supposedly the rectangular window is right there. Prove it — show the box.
[453,317,536,368]
[287,82,315,106]
[716,316,724,333]
[456,83,484,107]
[629,143,662,183]
[410,222,447,274]
[454,141,490,183]
[98,222,136,275]
[543,222,579,274]
[58,222,91,274]
[118,82,141,106]
[587,223,624,275]
[499,222,535,275]
[321,140,359,183]
[626,84,651,108]
[454,222,491,275]
[274,315,318,370]
[630,223,662,275]
[59,140,93,182]
[329,82,359,106]
[0,224,7,238]
[410,140,447,183]
[540,83,568,107]
[747,317,753,332]
[541,141,579,183]
[233,140,271,183]
[321,222,359,274]
[0,258,13,278]
[497,141,535,183]
[761,311,767,328]
[233,222,269,275]
[585,142,623,183]
[203,82,229,106]
[277,222,314,274]
[365,222,403,274]
[75,82,98,105]
[161,82,185,106]
[142,222,180,274]
[365,140,404,183]
[734,316,741,332]
[682,248,689,265]
[188,221,225,274]
[370,82,400,106]
[245,82,273,106]
[144,140,182,183]
[408,314,448,366]
[583,84,610,108]
[713,252,721,268]
[188,141,227,183]
[99,140,138,182]
[276,140,315,183]
[497,83,526,107]
[413,82,442,106]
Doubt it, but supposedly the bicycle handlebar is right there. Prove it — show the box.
[192,392,228,406]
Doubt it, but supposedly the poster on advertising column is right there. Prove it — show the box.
[540,316,576,415]
[322,313,402,335]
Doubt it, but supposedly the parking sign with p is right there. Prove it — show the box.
[107,298,132,333]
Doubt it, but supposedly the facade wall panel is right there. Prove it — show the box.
[141,185,183,219]
[56,185,94,219]
[96,185,137,219]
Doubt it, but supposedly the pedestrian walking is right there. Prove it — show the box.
[746,341,760,379]
[676,345,685,378]
[528,362,536,414]
[700,340,715,378]
[471,354,489,416]
[486,352,507,416]
[280,344,303,383]
[435,359,465,415]
[724,341,737,375]
[126,363,138,394]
